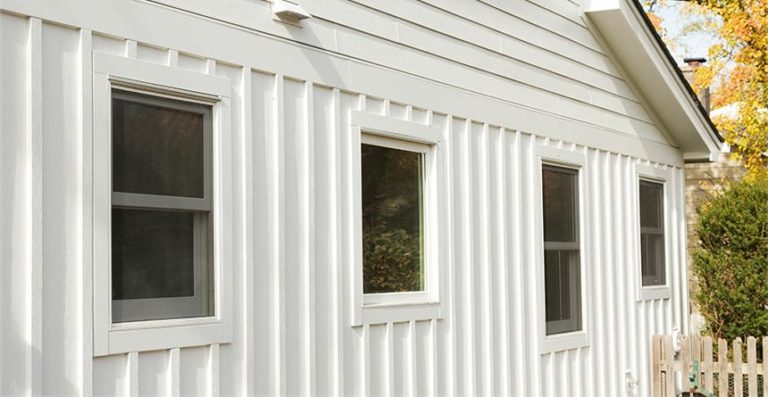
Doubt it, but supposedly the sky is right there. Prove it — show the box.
[655,2,718,65]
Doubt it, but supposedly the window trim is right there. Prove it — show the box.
[534,144,590,354]
[635,163,672,301]
[349,110,444,326]
[93,53,232,356]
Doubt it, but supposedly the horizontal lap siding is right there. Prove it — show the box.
[0,2,688,395]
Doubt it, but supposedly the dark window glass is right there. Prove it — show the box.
[112,208,195,300]
[112,94,205,198]
[542,165,582,335]
[543,166,577,243]
[545,250,581,331]
[361,143,424,294]
[640,180,665,286]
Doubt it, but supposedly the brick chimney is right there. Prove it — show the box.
[682,57,711,113]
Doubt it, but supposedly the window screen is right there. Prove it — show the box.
[640,180,665,286]
[361,142,425,294]
[111,90,213,323]
[542,165,582,335]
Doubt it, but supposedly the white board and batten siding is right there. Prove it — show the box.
[0,0,688,395]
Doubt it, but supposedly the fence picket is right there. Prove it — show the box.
[734,338,743,397]
[763,337,768,397]
[747,337,757,396]
[703,336,713,392]
[718,338,728,397]
[651,335,768,396]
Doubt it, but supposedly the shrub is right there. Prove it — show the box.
[693,176,768,340]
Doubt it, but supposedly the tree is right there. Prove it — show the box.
[676,1,768,179]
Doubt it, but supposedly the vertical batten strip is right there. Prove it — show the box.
[385,322,395,397]
[408,321,417,397]
[522,135,540,396]
[240,67,255,397]
[168,348,181,397]
[428,319,438,397]
[478,123,494,395]
[124,39,137,58]
[614,155,629,396]
[460,119,477,396]
[269,74,287,397]
[330,88,343,397]
[26,16,43,397]
[623,157,639,396]
[495,128,511,397]
[363,324,371,397]
[603,152,618,395]
[509,130,526,396]
[166,49,178,68]
[208,344,220,397]
[303,81,317,397]
[442,115,458,397]
[590,150,607,397]
[126,352,139,397]
[77,27,94,397]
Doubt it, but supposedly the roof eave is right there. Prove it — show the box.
[585,0,722,162]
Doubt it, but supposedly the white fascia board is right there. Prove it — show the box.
[585,0,722,162]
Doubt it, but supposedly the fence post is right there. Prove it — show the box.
[651,335,662,397]
[665,335,676,397]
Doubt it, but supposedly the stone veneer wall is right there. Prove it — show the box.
[684,153,745,332]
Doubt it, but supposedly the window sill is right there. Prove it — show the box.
[638,285,671,301]
[540,331,589,354]
[354,301,442,326]
[98,316,231,356]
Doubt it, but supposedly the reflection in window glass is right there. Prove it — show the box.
[112,95,205,198]
[542,165,582,335]
[112,208,195,300]
[361,143,424,294]
[640,180,665,286]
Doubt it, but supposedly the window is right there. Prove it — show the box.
[361,138,425,294]
[640,180,665,286]
[349,110,443,326]
[111,91,213,323]
[542,165,582,335]
[93,53,232,356]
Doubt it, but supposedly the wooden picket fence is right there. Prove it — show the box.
[651,335,768,396]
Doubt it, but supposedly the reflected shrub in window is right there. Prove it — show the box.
[361,143,424,294]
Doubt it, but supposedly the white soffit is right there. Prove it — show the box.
[585,0,722,162]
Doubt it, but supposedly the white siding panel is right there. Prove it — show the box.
[0,12,38,396]
[41,21,81,395]
[0,3,694,396]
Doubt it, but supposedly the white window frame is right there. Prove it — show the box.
[110,90,213,323]
[635,163,672,301]
[349,111,444,326]
[93,53,233,356]
[534,144,590,354]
